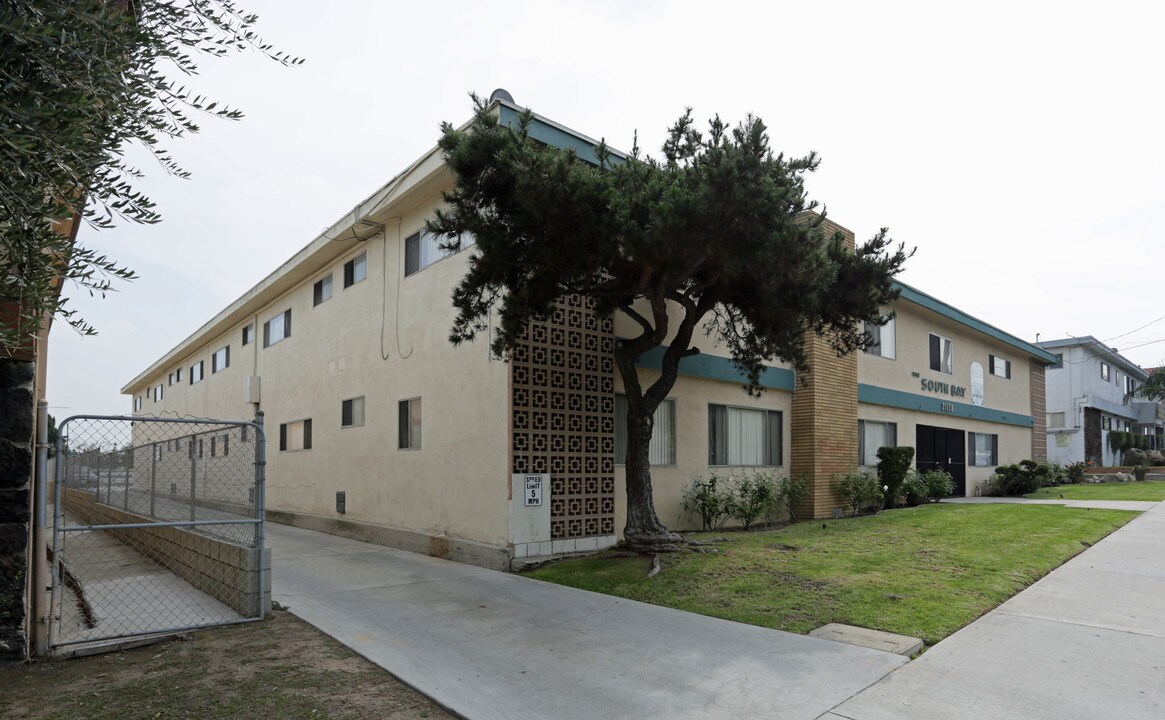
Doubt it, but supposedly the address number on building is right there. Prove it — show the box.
[940,402,955,413]
[524,474,543,507]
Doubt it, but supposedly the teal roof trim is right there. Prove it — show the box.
[497,103,623,168]
[858,383,1034,428]
[893,281,1058,364]
[636,346,795,391]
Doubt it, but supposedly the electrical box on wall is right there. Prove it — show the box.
[243,375,261,403]
[336,491,346,514]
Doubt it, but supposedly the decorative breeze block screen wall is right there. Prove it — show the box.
[511,295,616,539]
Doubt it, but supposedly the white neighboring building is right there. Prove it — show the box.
[1039,337,1160,466]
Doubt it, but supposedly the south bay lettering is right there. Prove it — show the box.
[920,378,967,398]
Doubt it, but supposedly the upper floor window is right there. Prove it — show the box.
[1124,376,1139,396]
[614,396,676,466]
[398,398,422,449]
[154,384,163,402]
[264,309,292,348]
[176,367,183,383]
[212,345,230,373]
[989,354,1011,379]
[343,253,366,288]
[404,230,475,276]
[167,372,174,386]
[1100,362,1110,382]
[708,404,782,466]
[242,324,254,346]
[190,361,204,384]
[929,333,953,375]
[863,318,896,359]
[313,274,333,306]
[134,396,142,411]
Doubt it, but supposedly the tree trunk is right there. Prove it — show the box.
[622,403,684,552]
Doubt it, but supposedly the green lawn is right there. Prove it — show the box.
[528,504,1135,646]
[1025,480,1165,502]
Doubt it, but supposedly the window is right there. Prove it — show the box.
[929,333,953,374]
[863,317,896,359]
[989,354,1011,379]
[341,396,365,428]
[1124,376,1139,396]
[343,253,366,288]
[398,398,421,449]
[708,405,782,466]
[404,230,475,276]
[211,437,217,457]
[263,309,292,347]
[241,425,248,443]
[313,274,333,305]
[968,432,998,466]
[134,396,142,411]
[190,361,204,384]
[1047,412,1066,428]
[145,387,151,400]
[168,372,174,386]
[858,420,898,466]
[279,419,313,452]
[176,367,183,383]
[1102,416,1112,431]
[242,324,254,346]
[222,435,229,457]
[614,396,676,466]
[212,345,230,373]
[1101,362,1110,381]
[154,384,163,402]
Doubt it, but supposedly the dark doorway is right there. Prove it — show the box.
[916,424,966,496]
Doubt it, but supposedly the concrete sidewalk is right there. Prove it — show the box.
[267,522,906,720]
[825,500,1165,720]
[945,495,1159,512]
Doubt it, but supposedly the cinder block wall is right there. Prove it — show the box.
[0,359,34,660]
[62,488,269,617]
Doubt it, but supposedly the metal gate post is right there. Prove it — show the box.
[254,410,266,620]
[150,442,158,518]
[123,448,130,511]
[189,447,197,522]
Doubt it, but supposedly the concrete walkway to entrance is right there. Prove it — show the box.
[266,523,906,720]
[826,499,1165,719]
[945,495,1159,511]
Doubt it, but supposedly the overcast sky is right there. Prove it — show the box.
[47,0,1165,417]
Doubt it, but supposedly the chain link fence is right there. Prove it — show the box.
[50,415,267,649]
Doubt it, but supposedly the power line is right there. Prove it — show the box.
[1103,315,1165,343]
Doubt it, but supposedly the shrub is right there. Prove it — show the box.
[682,475,733,531]
[921,468,954,500]
[1064,461,1086,484]
[1133,464,1149,482]
[1031,461,1064,488]
[730,472,778,530]
[876,446,915,509]
[778,475,810,523]
[834,469,883,517]
[986,463,1041,496]
[898,470,927,506]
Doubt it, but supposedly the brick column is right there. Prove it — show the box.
[790,219,859,519]
[1030,360,1047,461]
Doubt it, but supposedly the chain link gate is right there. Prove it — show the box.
[49,415,267,650]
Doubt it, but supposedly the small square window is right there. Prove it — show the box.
[863,318,896,359]
[398,398,421,449]
[263,309,292,347]
[279,419,313,452]
[212,345,230,373]
[989,354,1011,379]
[929,333,953,375]
[343,253,367,288]
[313,274,333,306]
[342,396,366,428]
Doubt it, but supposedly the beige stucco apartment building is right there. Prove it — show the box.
[123,99,1057,569]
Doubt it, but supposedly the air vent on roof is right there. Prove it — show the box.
[490,88,514,104]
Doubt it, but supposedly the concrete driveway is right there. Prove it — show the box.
[266,522,906,720]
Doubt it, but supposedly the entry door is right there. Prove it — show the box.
[916,425,966,496]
